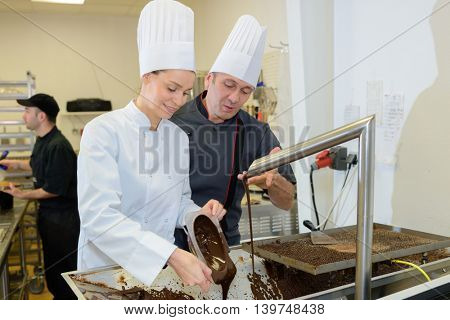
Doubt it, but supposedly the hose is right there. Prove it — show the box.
[391,259,431,282]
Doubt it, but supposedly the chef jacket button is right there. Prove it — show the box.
[168,175,172,180]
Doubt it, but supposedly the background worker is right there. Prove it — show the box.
[0,93,79,299]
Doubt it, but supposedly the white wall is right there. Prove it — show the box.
[0,12,141,149]
[286,0,449,237]
[286,0,335,231]
[299,0,335,228]
[392,0,450,236]
[189,0,289,71]
[332,0,449,236]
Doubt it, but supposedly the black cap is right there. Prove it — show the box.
[17,93,60,118]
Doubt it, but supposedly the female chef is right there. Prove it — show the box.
[76,0,225,293]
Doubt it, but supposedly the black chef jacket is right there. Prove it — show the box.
[171,91,296,246]
[30,126,78,210]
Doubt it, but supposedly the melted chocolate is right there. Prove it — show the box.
[112,287,195,300]
[247,272,282,300]
[242,177,255,274]
[193,215,236,299]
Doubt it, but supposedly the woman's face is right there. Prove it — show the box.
[141,70,195,119]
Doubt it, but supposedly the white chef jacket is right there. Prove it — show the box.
[77,100,200,286]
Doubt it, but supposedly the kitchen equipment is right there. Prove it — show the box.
[244,115,375,299]
[62,247,450,300]
[0,189,13,212]
[66,98,112,112]
[303,220,338,245]
[241,223,450,275]
[184,211,236,298]
[62,249,281,300]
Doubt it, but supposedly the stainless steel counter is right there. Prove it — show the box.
[63,249,280,300]
[63,247,450,300]
[0,199,28,299]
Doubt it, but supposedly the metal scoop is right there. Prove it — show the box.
[303,220,338,245]
[184,211,236,299]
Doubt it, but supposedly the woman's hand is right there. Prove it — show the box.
[167,248,213,293]
[201,199,226,221]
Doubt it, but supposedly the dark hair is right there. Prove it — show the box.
[142,70,161,78]
[210,72,217,84]
[35,108,56,124]
[139,71,161,91]
[47,114,57,124]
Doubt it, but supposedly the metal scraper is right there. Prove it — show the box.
[303,220,338,245]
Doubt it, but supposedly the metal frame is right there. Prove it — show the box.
[239,202,299,241]
[246,115,376,299]
[0,71,35,101]
[0,71,36,180]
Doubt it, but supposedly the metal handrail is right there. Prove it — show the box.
[247,115,375,299]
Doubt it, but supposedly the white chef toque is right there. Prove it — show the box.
[209,15,267,88]
[137,0,195,77]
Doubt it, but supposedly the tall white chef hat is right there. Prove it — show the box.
[209,15,267,88]
[137,0,195,77]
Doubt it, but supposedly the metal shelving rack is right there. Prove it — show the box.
[0,72,45,299]
[0,71,36,180]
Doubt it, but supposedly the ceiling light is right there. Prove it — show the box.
[31,0,85,4]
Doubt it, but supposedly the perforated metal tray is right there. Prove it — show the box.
[241,223,450,275]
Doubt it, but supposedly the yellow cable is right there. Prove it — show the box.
[391,259,431,282]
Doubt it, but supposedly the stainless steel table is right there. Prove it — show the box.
[0,199,28,299]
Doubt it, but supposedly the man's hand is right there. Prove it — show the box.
[0,159,19,171]
[2,183,26,199]
[2,186,57,200]
[238,146,295,210]
[201,199,226,221]
[167,248,213,293]
[0,159,31,171]
[238,147,281,189]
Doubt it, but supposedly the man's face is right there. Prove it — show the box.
[204,72,254,122]
[22,107,43,131]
